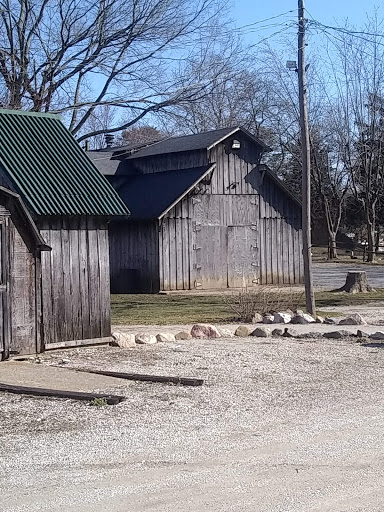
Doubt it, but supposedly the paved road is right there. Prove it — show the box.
[313,262,384,289]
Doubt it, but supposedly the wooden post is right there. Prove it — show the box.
[298,0,316,315]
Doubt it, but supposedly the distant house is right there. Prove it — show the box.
[91,127,303,293]
[0,109,129,358]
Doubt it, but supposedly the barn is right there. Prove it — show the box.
[94,126,303,293]
[0,109,129,359]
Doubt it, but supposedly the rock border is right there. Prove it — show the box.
[111,316,383,347]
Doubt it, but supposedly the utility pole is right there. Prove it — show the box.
[298,0,316,315]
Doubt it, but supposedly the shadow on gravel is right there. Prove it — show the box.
[361,343,384,348]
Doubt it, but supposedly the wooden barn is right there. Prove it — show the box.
[95,126,303,293]
[0,109,129,359]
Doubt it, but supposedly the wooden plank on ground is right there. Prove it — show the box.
[0,382,125,404]
[75,368,204,387]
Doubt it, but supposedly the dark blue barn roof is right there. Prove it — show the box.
[113,165,214,219]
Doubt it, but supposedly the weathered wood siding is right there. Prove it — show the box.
[129,150,208,174]
[256,173,303,284]
[9,219,39,355]
[109,221,159,293]
[160,193,261,291]
[159,197,192,291]
[159,134,262,290]
[39,217,111,346]
[159,135,302,289]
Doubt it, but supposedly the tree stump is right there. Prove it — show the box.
[336,271,374,294]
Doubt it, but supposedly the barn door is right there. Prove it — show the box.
[227,225,259,288]
[194,225,227,289]
[0,217,11,360]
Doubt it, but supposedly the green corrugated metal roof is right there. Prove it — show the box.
[0,109,130,216]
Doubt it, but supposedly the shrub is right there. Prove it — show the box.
[223,287,303,322]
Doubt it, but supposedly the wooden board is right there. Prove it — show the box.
[196,225,227,289]
[0,382,124,404]
[227,226,259,288]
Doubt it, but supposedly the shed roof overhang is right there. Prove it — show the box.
[0,186,51,251]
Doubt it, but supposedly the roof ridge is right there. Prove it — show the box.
[0,108,60,119]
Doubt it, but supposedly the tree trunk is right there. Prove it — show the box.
[336,271,374,294]
[366,206,376,262]
[367,225,375,262]
[375,226,380,253]
[328,232,338,259]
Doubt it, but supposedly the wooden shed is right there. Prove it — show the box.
[0,109,129,358]
[98,127,303,292]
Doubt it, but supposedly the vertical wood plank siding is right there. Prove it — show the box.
[131,151,208,174]
[160,196,192,291]
[158,134,302,289]
[256,174,303,284]
[9,219,38,355]
[109,221,159,293]
[39,217,111,345]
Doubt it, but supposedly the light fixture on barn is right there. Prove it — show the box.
[231,139,241,149]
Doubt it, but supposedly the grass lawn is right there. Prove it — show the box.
[111,289,384,325]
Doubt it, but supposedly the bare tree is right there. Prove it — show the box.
[323,15,384,261]
[167,68,274,140]
[0,0,237,139]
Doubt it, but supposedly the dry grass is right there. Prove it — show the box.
[111,289,384,325]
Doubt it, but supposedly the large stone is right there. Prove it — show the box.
[272,328,284,336]
[338,313,367,326]
[273,312,292,324]
[251,327,271,337]
[191,323,221,339]
[357,330,370,338]
[218,328,234,338]
[234,325,252,337]
[251,313,263,324]
[291,312,316,324]
[324,317,338,325]
[111,332,136,348]
[156,333,176,343]
[298,331,322,339]
[323,330,353,339]
[369,331,384,340]
[282,327,299,338]
[175,331,192,340]
[135,334,157,345]
[262,314,274,324]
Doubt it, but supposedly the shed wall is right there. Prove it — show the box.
[38,217,111,346]
[9,220,39,355]
[109,221,159,293]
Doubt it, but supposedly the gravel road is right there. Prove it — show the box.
[1,337,384,511]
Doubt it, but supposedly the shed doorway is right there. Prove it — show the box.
[0,215,10,360]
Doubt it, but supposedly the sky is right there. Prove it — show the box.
[231,0,382,46]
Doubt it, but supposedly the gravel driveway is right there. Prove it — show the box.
[1,337,384,511]
[313,262,384,289]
